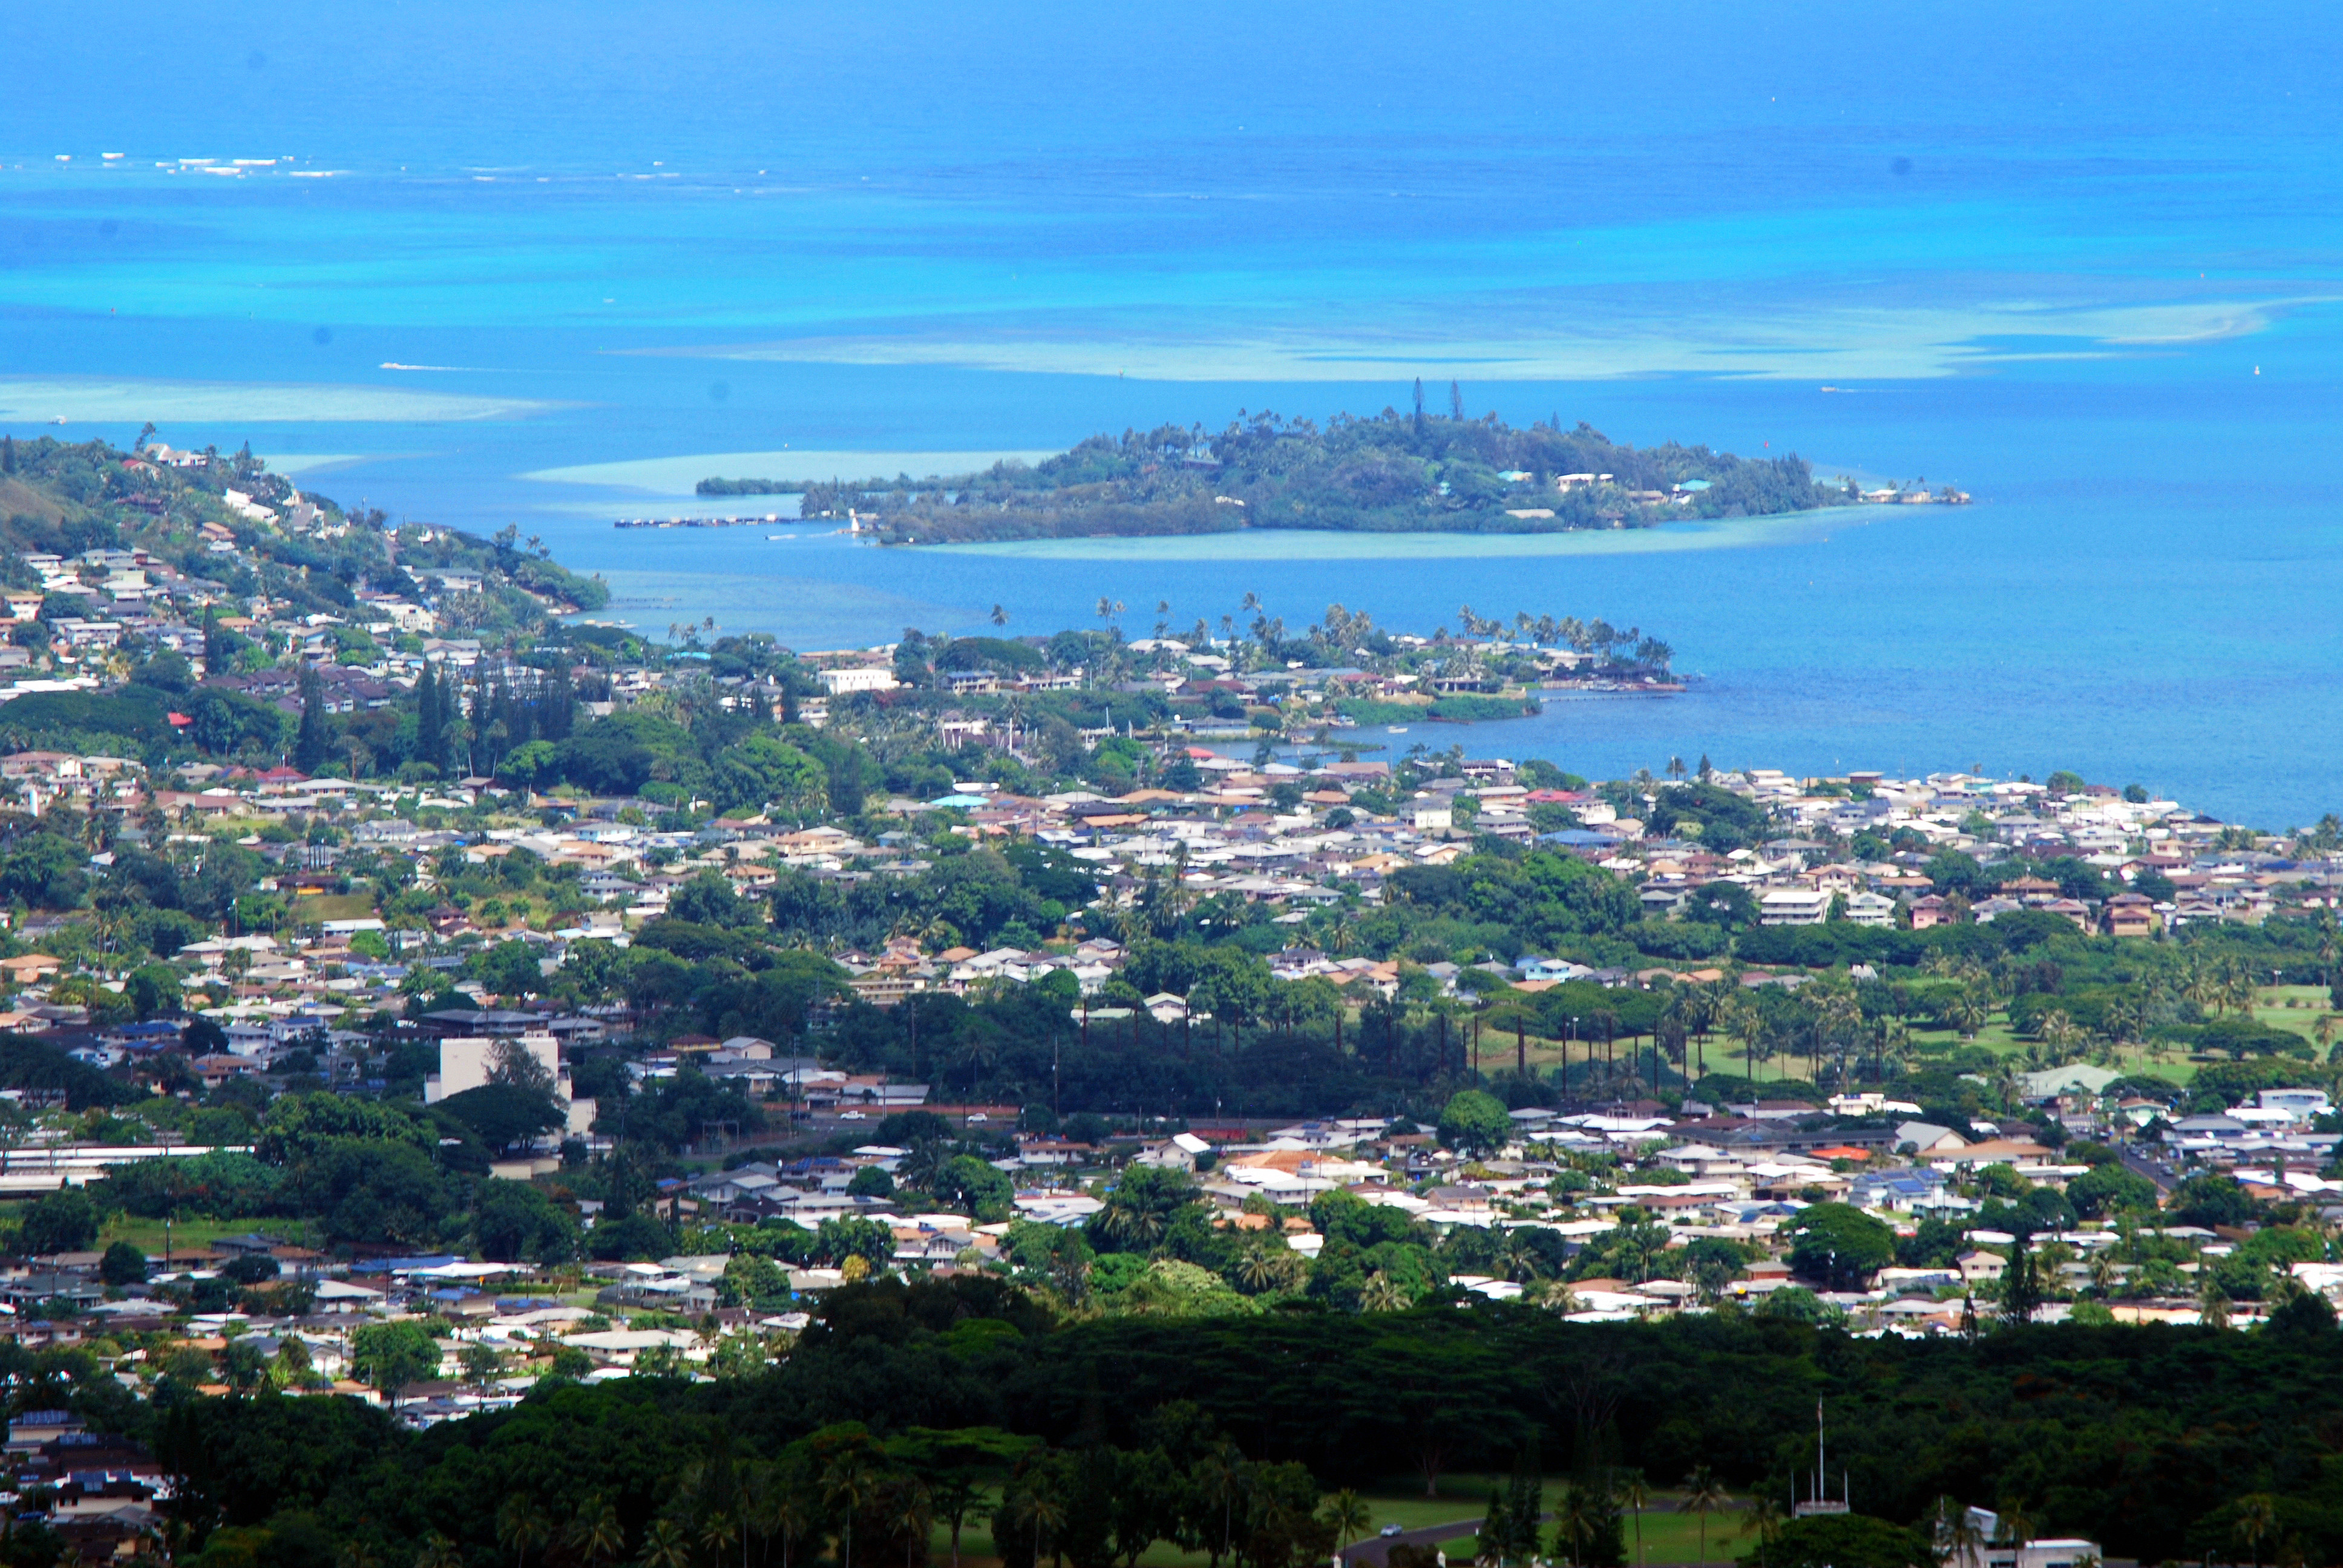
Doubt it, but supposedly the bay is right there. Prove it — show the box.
[2,0,2340,820]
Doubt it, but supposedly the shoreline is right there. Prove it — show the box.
[922,505,1878,561]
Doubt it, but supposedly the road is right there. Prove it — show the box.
[2120,1142,2179,1195]
[1340,1516,1503,1568]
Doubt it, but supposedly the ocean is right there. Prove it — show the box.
[3,0,2341,821]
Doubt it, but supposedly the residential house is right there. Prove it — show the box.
[1758,887,1830,926]
[1843,890,1896,927]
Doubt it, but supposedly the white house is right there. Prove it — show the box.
[2258,1086,2332,1122]
[1759,887,1830,926]
[1844,890,1896,927]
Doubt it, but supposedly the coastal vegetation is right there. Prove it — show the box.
[704,394,1854,543]
[693,476,799,496]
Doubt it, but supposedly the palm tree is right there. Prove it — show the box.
[696,1514,738,1568]
[1738,1495,1785,1568]
[573,1498,626,1568]
[1233,1246,1283,1294]
[2200,1276,2233,1329]
[1613,1471,1650,1567]
[897,1139,948,1196]
[1681,1468,1729,1566]
[2038,1009,2083,1063]
[1196,1442,1245,1568]
[1931,1496,1984,1568]
[750,1469,816,1568]
[1319,1490,1372,1558]
[415,1537,463,1568]
[498,1498,554,1568]
[2102,992,2143,1052]
[823,1458,880,1568]
[883,1480,932,1568]
[1012,1485,1067,1568]
[1551,1484,1600,1568]
[1498,1230,1545,1285]
[954,1028,1001,1102]
[637,1520,691,1568]
[1947,987,1990,1039]
[1359,1270,1406,1312]
[1099,1195,1172,1251]
[1722,999,1761,1078]
[2183,959,2220,1016]
[1994,1502,2036,1562]
[2220,956,2256,1017]
[1680,985,1720,1080]
[2236,1494,2280,1568]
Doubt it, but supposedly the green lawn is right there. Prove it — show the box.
[1906,1019,2208,1084]
[295,893,378,923]
[93,1215,318,1257]
[1612,1501,1754,1566]
[1315,1479,1750,1567]
[916,1474,1756,1568]
[2249,987,2336,1042]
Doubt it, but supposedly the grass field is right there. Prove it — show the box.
[1354,1480,1754,1567]
[928,1477,1753,1568]
[93,1215,316,1257]
[293,893,377,924]
[1453,981,2341,1095]
[2248,986,2337,1044]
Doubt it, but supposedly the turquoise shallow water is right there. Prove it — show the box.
[3,1,2342,820]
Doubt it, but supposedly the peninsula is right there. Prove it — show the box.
[697,391,1967,544]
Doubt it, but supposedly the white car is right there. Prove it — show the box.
[839,1111,866,1121]
[1380,1526,1403,1539]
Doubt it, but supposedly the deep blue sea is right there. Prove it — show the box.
[4,1,2342,821]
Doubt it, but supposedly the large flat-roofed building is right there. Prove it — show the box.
[425,1033,597,1137]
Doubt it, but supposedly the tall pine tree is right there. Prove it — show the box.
[543,661,575,740]
[414,660,442,777]
[292,662,330,775]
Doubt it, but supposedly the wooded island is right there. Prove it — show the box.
[695,391,1933,544]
